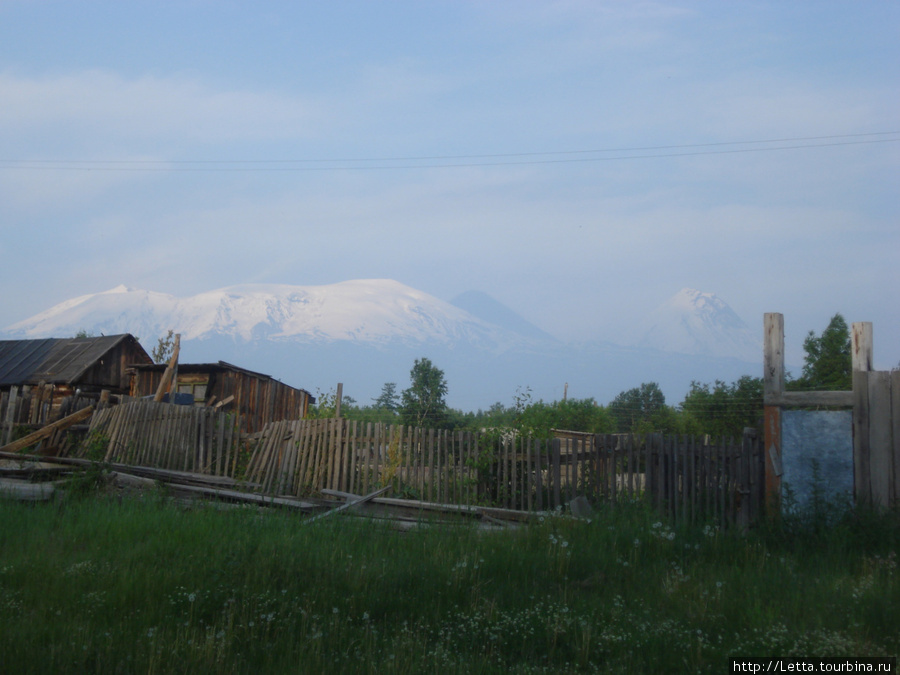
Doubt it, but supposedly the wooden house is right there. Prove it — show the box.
[0,334,153,426]
[129,361,315,433]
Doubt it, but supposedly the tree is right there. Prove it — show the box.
[152,329,176,364]
[400,358,448,428]
[680,375,763,438]
[608,382,667,433]
[372,382,400,412]
[794,314,851,391]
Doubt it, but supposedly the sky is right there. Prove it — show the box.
[1,1,898,367]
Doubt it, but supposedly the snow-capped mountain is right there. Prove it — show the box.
[2,280,540,351]
[3,281,763,410]
[633,288,761,362]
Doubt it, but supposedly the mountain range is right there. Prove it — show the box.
[2,280,762,410]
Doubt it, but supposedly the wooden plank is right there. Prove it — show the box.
[763,313,785,405]
[100,403,123,462]
[770,391,854,408]
[274,422,292,496]
[509,433,517,510]
[426,428,434,502]
[334,419,345,492]
[348,420,359,495]
[304,485,392,524]
[152,334,180,402]
[3,386,19,447]
[27,384,39,425]
[893,371,900,508]
[214,395,235,410]
[361,422,373,495]
[140,403,160,466]
[284,421,301,495]
[739,431,753,529]
[335,418,347,492]
[764,406,782,513]
[551,438,561,509]
[196,407,207,474]
[867,371,892,508]
[852,322,874,372]
[400,430,416,496]
[0,404,94,454]
[853,370,871,506]
[249,424,274,487]
[569,436,577,504]
[149,404,167,468]
[293,420,310,496]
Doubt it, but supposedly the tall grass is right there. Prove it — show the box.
[0,492,896,674]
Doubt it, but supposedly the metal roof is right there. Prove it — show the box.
[0,334,145,386]
[131,360,273,379]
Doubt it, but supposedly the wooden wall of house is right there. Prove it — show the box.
[78,337,153,393]
[130,367,312,433]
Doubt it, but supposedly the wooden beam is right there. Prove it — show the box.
[892,370,900,507]
[213,394,234,410]
[853,370,871,506]
[153,333,180,402]
[334,383,343,419]
[852,322,873,373]
[0,405,94,454]
[868,371,892,508]
[851,323,874,507]
[3,386,19,447]
[763,313,785,405]
[762,313,784,514]
[767,391,854,408]
[303,485,391,524]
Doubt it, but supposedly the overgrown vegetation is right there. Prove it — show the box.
[0,494,895,673]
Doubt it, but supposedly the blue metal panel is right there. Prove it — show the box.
[782,410,853,511]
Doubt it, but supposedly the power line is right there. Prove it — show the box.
[1,131,897,172]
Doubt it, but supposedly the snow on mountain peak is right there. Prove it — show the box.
[3,279,530,350]
[634,289,760,361]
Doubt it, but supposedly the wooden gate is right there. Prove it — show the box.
[764,314,899,510]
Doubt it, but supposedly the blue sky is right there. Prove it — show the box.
[1,1,898,367]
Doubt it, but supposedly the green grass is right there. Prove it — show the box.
[0,493,897,674]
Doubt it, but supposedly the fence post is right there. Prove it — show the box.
[763,313,785,515]
[552,438,561,509]
[852,323,874,506]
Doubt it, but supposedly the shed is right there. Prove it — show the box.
[129,361,315,433]
[0,334,153,424]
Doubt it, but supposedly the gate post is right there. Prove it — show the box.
[851,323,873,506]
[763,313,785,514]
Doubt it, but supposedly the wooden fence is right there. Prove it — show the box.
[1,384,98,451]
[241,420,764,526]
[83,401,239,476]
[853,368,900,508]
[66,401,765,525]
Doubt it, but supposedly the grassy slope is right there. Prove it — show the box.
[0,493,897,674]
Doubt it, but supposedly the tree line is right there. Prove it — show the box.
[307,314,855,439]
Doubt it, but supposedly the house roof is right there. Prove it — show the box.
[0,334,150,386]
[132,360,272,379]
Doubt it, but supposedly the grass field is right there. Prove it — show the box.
[0,489,897,674]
